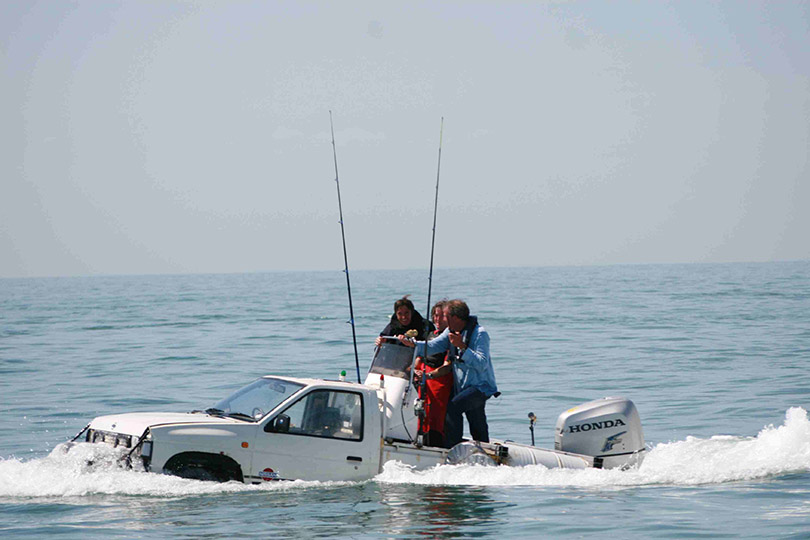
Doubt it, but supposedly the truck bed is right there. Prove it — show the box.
[382,441,448,471]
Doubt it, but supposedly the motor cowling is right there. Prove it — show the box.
[555,397,645,469]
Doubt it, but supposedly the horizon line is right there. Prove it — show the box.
[1,258,808,281]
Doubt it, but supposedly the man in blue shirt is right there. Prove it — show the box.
[400,299,498,448]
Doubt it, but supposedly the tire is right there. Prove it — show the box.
[172,464,222,482]
[164,452,243,483]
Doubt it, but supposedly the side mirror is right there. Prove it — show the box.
[265,414,290,433]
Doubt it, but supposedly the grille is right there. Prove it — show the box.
[86,429,133,449]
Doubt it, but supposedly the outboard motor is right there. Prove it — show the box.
[555,397,645,469]
[446,397,645,470]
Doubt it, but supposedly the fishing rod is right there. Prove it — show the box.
[414,117,444,447]
[330,111,361,384]
[425,117,444,323]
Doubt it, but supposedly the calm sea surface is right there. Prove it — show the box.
[1,262,809,538]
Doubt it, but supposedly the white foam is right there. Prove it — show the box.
[3,408,808,497]
[375,407,810,487]
[0,442,350,498]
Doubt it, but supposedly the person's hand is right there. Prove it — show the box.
[375,336,382,347]
[413,369,423,384]
[448,331,465,349]
[397,334,415,347]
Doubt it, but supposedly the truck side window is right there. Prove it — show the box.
[279,390,363,441]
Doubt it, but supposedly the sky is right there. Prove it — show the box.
[2,1,808,278]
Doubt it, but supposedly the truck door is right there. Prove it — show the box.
[254,388,377,481]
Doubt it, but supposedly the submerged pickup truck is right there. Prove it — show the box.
[71,344,646,482]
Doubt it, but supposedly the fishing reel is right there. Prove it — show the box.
[414,398,425,416]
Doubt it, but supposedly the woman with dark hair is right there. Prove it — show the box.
[374,295,432,347]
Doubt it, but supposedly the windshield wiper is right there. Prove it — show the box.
[224,412,255,422]
[200,408,254,422]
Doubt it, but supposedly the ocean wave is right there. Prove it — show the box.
[0,443,353,499]
[376,407,810,487]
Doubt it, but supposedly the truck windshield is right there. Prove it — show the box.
[367,342,415,379]
[212,378,305,421]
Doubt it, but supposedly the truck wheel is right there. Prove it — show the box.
[164,452,243,483]
[172,464,221,482]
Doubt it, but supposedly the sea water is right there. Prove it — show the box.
[1,262,808,538]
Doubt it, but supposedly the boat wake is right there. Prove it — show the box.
[2,407,808,498]
[378,407,810,487]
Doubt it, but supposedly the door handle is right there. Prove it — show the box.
[346,456,363,462]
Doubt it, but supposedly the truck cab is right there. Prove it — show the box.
[85,376,384,483]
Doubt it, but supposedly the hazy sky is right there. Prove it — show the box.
[2,1,808,278]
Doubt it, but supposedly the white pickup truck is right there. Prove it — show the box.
[72,344,646,482]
